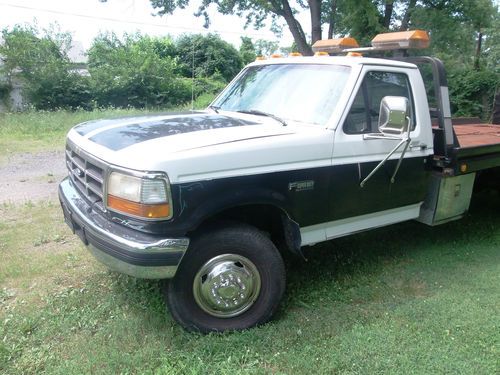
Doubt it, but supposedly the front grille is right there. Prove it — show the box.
[66,142,107,212]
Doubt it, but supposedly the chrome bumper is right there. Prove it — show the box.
[58,178,189,279]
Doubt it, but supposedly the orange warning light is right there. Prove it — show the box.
[312,37,359,54]
[371,30,430,50]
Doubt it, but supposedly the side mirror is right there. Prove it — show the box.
[378,96,410,137]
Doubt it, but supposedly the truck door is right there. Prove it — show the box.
[328,67,433,234]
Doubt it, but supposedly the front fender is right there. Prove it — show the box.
[174,182,290,232]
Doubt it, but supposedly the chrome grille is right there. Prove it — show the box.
[66,143,106,212]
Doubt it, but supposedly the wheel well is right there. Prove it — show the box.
[190,204,302,257]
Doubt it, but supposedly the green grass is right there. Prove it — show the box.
[0,97,213,161]
[1,191,499,374]
[0,109,165,159]
[0,108,498,373]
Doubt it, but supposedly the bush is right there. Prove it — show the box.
[448,68,499,120]
[192,72,227,97]
[175,34,243,82]
[0,81,9,104]
[25,67,93,110]
[0,24,91,110]
[177,73,228,109]
[88,33,191,108]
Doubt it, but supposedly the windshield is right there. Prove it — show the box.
[212,64,351,126]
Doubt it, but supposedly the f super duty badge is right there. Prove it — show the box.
[288,180,315,192]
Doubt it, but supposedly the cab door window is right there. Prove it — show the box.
[343,71,415,134]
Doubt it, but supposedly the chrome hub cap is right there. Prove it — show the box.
[193,254,261,318]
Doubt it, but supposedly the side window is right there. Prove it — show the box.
[344,71,415,134]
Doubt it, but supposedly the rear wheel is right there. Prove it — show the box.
[164,223,286,333]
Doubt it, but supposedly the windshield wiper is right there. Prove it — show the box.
[208,105,220,113]
[237,109,287,126]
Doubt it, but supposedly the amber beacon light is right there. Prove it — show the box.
[371,30,430,50]
[312,37,359,54]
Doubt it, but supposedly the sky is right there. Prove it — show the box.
[0,0,306,55]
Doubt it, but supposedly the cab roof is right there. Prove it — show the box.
[247,55,418,70]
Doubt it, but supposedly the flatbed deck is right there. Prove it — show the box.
[451,123,500,172]
[454,123,500,148]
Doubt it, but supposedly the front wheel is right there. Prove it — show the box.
[164,224,286,333]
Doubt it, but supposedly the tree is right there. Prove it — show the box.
[88,33,191,108]
[149,0,317,55]
[0,24,92,110]
[239,36,256,64]
[115,1,500,58]
[254,39,279,56]
[484,10,500,73]
[330,0,383,45]
[407,0,496,68]
[174,33,243,81]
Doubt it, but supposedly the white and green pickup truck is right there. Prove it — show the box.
[59,31,500,332]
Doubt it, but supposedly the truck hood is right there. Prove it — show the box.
[68,111,333,184]
[73,111,293,153]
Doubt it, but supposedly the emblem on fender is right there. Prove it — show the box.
[288,180,315,192]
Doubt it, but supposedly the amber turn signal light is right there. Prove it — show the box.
[108,195,170,219]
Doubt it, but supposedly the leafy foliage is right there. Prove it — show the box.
[149,0,315,55]
[239,36,256,65]
[87,33,192,108]
[448,68,499,120]
[0,24,92,110]
[254,39,279,56]
[483,11,500,74]
[174,33,243,81]
[331,0,385,45]
[3,0,499,119]
[0,81,10,104]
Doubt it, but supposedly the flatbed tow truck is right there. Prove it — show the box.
[59,30,500,332]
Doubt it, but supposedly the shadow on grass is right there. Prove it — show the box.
[104,189,499,334]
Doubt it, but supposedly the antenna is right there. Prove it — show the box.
[191,39,195,112]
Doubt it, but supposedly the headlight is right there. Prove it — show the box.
[107,172,172,220]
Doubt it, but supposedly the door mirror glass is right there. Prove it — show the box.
[378,96,410,137]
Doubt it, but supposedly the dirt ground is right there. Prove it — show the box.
[0,150,67,204]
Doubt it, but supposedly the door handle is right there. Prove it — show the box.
[410,142,427,150]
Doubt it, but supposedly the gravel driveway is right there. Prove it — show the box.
[0,150,67,204]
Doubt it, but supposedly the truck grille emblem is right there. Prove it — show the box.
[72,168,84,178]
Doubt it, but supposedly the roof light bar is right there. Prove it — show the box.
[371,30,430,50]
[312,30,430,56]
[312,37,359,54]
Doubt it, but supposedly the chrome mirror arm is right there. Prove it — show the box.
[360,117,412,188]
[389,136,411,184]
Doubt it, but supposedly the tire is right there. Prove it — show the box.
[164,223,286,333]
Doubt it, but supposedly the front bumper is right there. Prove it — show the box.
[58,178,189,279]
